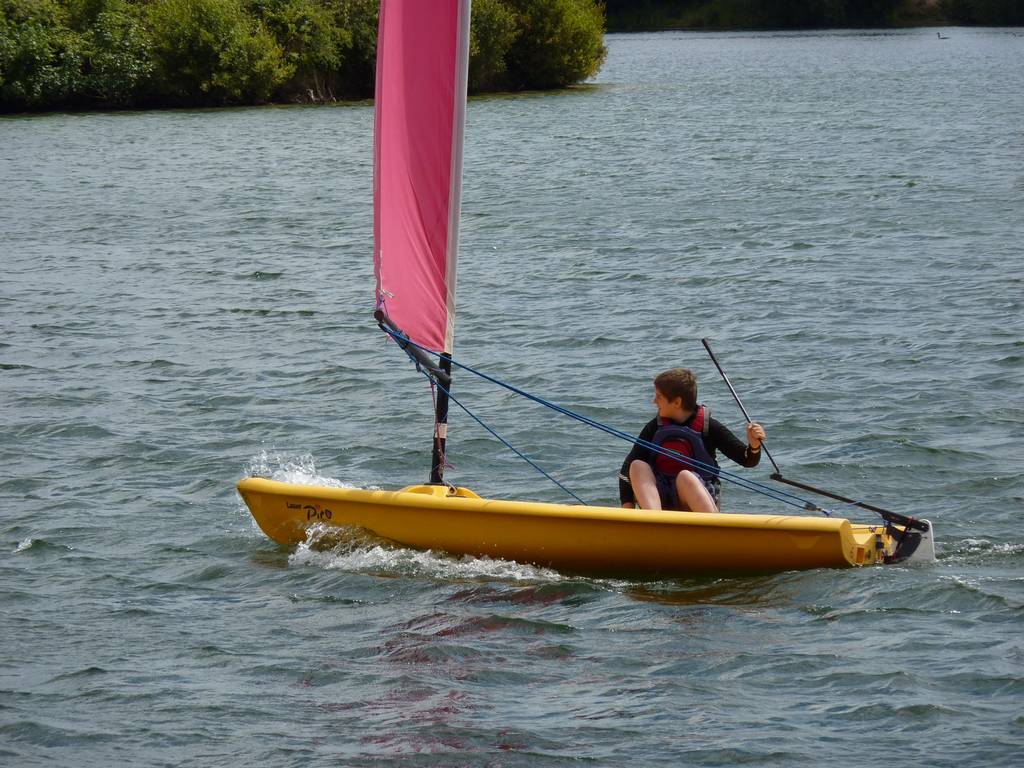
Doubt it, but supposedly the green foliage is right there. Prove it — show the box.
[249,0,350,101]
[0,0,85,108]
[83,2,156,104]
[1,0,609,112]
[65,0,111,30]
[147,0,292,104]
[469,0,517,92]
[503,0,607,90]
[331,0,376,98]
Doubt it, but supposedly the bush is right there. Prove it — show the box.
[503,0,606,90]
[0,0,608,111]
[0,0,85,109]
[147,0,292,105]
[250,0,350,102]
[330,0,376,98]
[82,3,156,105]
[469,0,517,93]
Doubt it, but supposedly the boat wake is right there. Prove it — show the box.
[944,537,1024,565]
[290,523,565,583]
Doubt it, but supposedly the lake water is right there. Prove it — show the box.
[2,27,1023,767]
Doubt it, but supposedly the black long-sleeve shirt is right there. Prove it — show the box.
[618,410,761,504]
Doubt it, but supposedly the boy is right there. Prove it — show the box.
[619,368,766,512]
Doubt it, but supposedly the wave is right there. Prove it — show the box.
[11,538,73,555]
[289,523,563,584]
[944,538,1024,565]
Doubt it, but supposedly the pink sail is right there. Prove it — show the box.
[373,0,470,354]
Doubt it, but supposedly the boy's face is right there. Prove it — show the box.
[654,387,687,419]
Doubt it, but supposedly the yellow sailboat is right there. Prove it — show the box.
[236,0,935,576]
[238,478,932,575]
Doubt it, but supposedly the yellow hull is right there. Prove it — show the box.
[236,477,908,576]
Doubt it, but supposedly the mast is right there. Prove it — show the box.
[373,0,472,485]
[430,0,470,485]
[429,355,453,484]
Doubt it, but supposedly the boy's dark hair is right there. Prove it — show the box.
[654,368,698,411]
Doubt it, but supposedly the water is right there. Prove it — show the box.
[2,27,1023,766]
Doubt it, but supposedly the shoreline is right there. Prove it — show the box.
[3,22,1020,118]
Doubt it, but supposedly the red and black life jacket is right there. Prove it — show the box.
[650,405,718,482]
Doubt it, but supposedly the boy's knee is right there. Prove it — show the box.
[676,470,698,486]
[629,459,652,476]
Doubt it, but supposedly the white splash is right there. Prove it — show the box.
[956,539,1024,558]
[237,451,384,539]
[289,525,563,583]
[14,538,33,553]
[243,452,580,584]
[244,449,367,489]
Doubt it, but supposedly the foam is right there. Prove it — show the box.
[289,524,564,583]
[244,449,370,490]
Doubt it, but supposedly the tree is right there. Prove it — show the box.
[0,0,85,109]
[469,0,517,93]
[147,0,292,105]
[503,0,607,90]
[250,0,350,102]
[82,2,156,105]
[331,0,376,98]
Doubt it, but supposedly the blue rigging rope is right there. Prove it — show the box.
[425,372,588,505]
[381,325,833,515]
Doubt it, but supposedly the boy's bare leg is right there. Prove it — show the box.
[675,471,717,513]
[628,460,662,510]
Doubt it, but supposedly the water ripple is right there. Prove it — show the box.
[1,27,1022,768]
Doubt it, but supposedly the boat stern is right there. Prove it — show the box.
[888,519,936,564]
